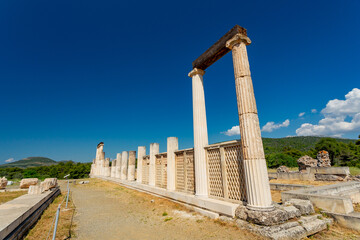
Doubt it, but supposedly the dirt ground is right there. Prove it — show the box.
[69,179,264,240]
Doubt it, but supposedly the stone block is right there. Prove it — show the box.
[20,178,38,189]
[280,205,301,219]
[41,178,58,191]
[28,185,43,195]
[0,177,7,189]
[297,155,317,171]
[277,166,290,173]
[285,199,314,215]
[315,174,343,181]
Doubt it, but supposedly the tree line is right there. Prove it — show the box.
[265,136,360,169]
[0,161,92,180]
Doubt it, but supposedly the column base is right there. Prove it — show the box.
[246,204,274,212]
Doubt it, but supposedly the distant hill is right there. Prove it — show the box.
[0,157,57,168]
[262,136,356,154]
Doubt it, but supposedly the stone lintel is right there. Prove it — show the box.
[192,25,247,70]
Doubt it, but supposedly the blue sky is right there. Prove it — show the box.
[1,0,359,163]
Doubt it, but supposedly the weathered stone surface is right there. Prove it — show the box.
[285,199,314,215]
[280,205,301,219]
[317,150,331,167]
[79,180,89,184]
[20,178,38,189]
[235,205,248,220]
[277,166,290,173]
[0,177,8,189]
[41,178,58,191]
[246,208,289,226]
[28,185,43,194]
[297,155,317,171]
[315,174,343,181]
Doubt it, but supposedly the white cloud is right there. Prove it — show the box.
[5,158,14,163]
[222,125,240,136]
[261,119,290,132]
[298,112,305,117]
[296,88,360,137]
[311,109,317,113]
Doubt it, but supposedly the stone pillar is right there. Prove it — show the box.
[121,151,128,180]
[110,158,116,178]
[127,151,136,181]
[149,143,159,186]
[167,137,178,191]
[188,68,209,197]
[105,158,111,177]
[137,146,146,183]
[226,34,273,211]
[115,153,121,179]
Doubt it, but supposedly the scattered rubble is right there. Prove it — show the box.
[277,166,290,173]
[317,150,331,167]
[297,155,317,172]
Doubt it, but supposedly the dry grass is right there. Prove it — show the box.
[0,191,27,205]
[270,179,336,186]
[309,223,360,239]
[75,178,265,240]
[25,193,76,240]
[268,167,298,173]
[354,203,360,212]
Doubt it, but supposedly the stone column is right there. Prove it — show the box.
[121,151,128,180]
[115,153,121,179]
[105,158,111,177]
[110,158,116,178]
[137,146,146,183]
[226,34,273,211]
[188,68,209,197]
[127,151,136,181]
[167,137,178,191]
[149,143,159,186]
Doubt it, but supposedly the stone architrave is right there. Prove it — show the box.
[127,151,136,181]
[115,153,122,178]
[188,68,209,197]
[0,177,8,189]
[121,151,128,180]
[149,143,159,186]
[226,33,273,211]
[137,146,146,183]
[20,178,39,189]
[167,137,178,191]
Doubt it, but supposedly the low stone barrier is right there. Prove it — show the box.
[270,183,313,191]
[269,167,351,181]
[0,187,60,240]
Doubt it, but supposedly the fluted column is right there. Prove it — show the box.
[226,33,273,211]
[121,151,128,180]
[189,68,209,197]
[167,137,178,191]
[137,146,146,183]
[127,151,136,181]
[149,143,159,186]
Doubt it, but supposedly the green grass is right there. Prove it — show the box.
[349,167,360,176]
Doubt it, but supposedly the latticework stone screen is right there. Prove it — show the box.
[206,141,246,202]
[155,153,167,189]
[142,156,150,185]
[175,150,195,194]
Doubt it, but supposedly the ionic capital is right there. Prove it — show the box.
[188,68,205,78]
[226,33,251,49]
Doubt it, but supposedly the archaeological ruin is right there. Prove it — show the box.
[89,25,349,238]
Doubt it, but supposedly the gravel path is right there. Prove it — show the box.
[70,178,263,240]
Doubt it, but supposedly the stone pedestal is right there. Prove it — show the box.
[189,68,209,197]
[121,151,128,180]
[149,143,159,186]
[115,153,121,178]
[127,151,136,181]
[167,137,178,191]
[137,146,146,183]
[226,34,273,211]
